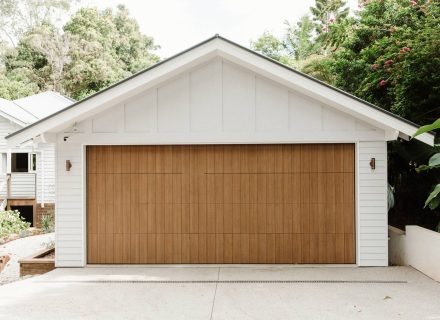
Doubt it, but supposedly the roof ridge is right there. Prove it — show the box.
[5,34,434,143]
[11,100,39,122]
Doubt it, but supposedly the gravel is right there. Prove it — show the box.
[0,233,54,285]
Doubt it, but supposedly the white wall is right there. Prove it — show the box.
[389,225,440,281]
[0,116,56,203]
[0,117,21,150]
[64,58,385,145]
[36,143,56,204]
[55,143,84,267]
[357,141,388,266]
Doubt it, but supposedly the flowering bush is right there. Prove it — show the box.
[0,210,31,238]
[329,0,440,124]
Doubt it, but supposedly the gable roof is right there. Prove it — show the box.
[0,91,74,127]
[5,35,435,145]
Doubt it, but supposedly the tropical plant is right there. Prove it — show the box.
[388,183,395,211]
[412,118,440,231]
[0,210,30,238]
[309,0,350,48]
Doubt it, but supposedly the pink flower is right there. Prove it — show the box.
[404,47,411,51]
[399,49,406,54]
[379,80,387,86]
[371,64,379,70]
[410,0,417,6]
[323,26,328,32]
[384,60,394,66]
[328,18,335,23]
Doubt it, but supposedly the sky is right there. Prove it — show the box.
[89,0,359,57]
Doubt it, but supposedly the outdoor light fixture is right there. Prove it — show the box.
[66,160,72,171]
[369,157,376,170]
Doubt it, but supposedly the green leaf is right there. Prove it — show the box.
[415,164,430,172]
[428,197,440,210]
[424,184,440,209]
[413,118,440,139]
[387,183,394,211]
[429,153,440,167]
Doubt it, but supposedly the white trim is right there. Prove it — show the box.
[82,145,87,267]
[58,131,386,145]
[5,37,434,146]
[355,142,360,266]
[0,111,26,127]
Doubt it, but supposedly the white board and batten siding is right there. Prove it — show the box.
[54,57,389,267]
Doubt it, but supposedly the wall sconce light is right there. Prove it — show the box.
[66,160,72,171]
[369,157,376,170]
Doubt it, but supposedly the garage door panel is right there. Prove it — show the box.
[300,202,310,233]
[345,233,356,263]
[292,234,302,263]
[325,203,336,234]
[156,204,165,234]
[87,144,355,264]
[325,234,336,263]
[164,234,173,263]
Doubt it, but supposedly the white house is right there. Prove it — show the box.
[0,91,73,226]
[6,35,434,267]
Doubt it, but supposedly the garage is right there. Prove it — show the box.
[87,144,355,264]
[8,35,430,267]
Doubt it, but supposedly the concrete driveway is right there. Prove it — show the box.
[0,266,439,320]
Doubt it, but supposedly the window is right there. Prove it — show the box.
[11,153,29,172]
[30,153,37,172]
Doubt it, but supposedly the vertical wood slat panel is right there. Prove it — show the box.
[87,144,355,264]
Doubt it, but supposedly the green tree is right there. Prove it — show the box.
[0,0,74,47]
[285,15,317,61]
[0,73,39,99]
[62,5,159,99]
[310,0,349,48]
[1,5,160,100]
[328,0,440,123]
[250,31,288,62]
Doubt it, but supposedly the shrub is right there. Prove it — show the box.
[40,213,54,233]
[0,210,31,238]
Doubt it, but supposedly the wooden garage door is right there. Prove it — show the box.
[87,144,355,264]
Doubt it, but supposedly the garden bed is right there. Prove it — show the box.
[18,247,55,278]
[0,228,45,245]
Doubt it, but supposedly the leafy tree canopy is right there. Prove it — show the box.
[252,0,440,124]
[329,0,440,123]
[0,3,160,100]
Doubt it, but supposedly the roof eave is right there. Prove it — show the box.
[5,35,435,147]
